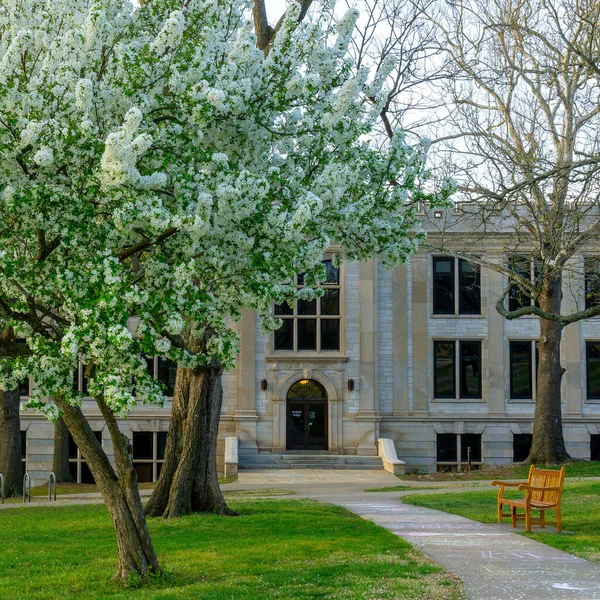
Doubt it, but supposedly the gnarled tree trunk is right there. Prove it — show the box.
[52,415,74,483]
[145,328,235,518]
[0,387,22,496]
[526,275,571,464]
[55,395,160,581]
[145,362,235,518]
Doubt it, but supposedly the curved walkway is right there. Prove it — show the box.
[231,469,600,600]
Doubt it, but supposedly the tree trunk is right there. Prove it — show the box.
[191,367,235,514]
[526,275,571,464]
[0,387,22,497]
[54,395,161,581]
[145,347,235,518]
[52,415,74,483]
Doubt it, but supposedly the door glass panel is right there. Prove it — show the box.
[287,402,306,449]
[308,402,326,448]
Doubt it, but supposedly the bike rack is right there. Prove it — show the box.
[0,473,4,504]
[48,472,57,501]
[23,472,31,503]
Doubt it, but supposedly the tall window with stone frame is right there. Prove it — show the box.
[508,255,540,311]
[432,256,481,315]
[433,340,482,399]
[274,260,341,352]
[586,342,600,400]
[144,356,177,397]
[509,341,538,400]
[584,257,600,309]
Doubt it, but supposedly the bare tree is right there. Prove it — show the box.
[412,0,600,463]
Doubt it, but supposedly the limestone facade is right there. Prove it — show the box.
[18,243,600,484]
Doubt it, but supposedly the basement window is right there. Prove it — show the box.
[436,433,482,472]
[513,434,533,463]
[68,431,102,484]
[132,431,168,483]
[591,435,600,461]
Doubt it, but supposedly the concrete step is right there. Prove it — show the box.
[238,453,384,470]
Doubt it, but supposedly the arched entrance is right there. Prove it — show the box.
[286,379,328,450]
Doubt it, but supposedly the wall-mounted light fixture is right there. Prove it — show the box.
[433,210,443,219]
[260,379,268,391]
[348,378,355,391]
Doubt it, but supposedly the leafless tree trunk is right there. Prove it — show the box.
[52,415,74,483]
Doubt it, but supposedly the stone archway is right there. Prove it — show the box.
[286,379,328,450]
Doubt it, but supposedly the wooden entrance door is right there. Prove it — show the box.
[286,380,328,450]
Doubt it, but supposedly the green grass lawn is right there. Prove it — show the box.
[0,499,463,600]
[399,461,600,481]
[403,482,600,563]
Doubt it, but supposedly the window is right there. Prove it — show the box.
[509,341,537,399]
[274,260,341,352]
[434,340,482,399]
[584,257,600,309]
[432,257,481,315]
[586,342,600,399]
[15,339,29,397]
[508,255,540,311]
[513,434,532,462]
[591,434,600,461]
[132,431,168,483]
[436,433,482,471]
[21,431,26,477]
[436,433,457,462]
[142,357,177,397]
[72,364,90,396]
[68,430,102,484]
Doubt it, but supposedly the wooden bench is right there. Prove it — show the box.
[492,466,565,532]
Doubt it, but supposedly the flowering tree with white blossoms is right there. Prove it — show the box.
[0,0,452,581]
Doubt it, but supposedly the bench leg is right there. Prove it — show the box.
[511,506,517,528]
[556,508,562,533]
[498,501,503,524]
[525,508,531,532]
[540,511,545,528]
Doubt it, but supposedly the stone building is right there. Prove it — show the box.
[18,233,600,485]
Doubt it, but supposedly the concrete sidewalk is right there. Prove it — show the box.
[3,468,600,599]
[227,469,600,600]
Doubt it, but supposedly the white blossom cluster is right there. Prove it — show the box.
[0,0,453,417]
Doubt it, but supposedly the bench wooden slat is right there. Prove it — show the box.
[494,466,565,533]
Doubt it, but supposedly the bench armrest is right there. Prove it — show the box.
[517,484,562,492]
[491,480,524,487]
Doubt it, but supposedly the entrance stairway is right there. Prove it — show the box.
[238,451,384,470]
